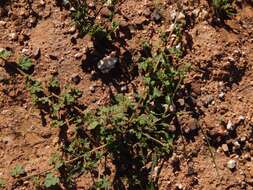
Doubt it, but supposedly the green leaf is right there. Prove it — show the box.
[44,173,60,188]
[152,87,162,98]
[49,77,60,89]
[10,164,25,177]
[88,120,99,130]
[51,119,65,128]
[0,49,11,60]
[49,154,64,169]
[18,56,33,71]
[95,177,110,189]
[0,178,6,189]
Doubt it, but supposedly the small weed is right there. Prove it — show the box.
[0,178,5,189]
[0,49,11,60]
[17,56,33,71]
[10,164,26,177]
[44,173,60,188]
[212,0,235,19]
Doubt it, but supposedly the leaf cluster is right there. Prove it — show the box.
[212,0,235,19]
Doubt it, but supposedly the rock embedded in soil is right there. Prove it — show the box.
[218,92,225,100]
[97,54,118,74]
[120,85,128,92]
[33,48,41,59]
[74,52,83,59]
[89,85,96,93]
[226,120,234,131]
[227,159,236,170]
[203,95,213,107]
[143,8,151,17]
[177,12,186,23]
[68,26,76,34]
[9,32,18,41]
[150,9,162,22]
[222,144,229,152]
[71,74,81,84]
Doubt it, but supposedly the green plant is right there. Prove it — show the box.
[212,0,235,19]
[11,42,185,188]
[0,178,5,189]
[0,49,11,60]
[18,56,33,71]
[10,164,26,177]
[44,173,60,188]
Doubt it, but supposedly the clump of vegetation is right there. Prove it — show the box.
[1,44,185,188]
[0,49,11,60]
[211,0,235,19]
[0,178,5,189]
[10,164,26,178]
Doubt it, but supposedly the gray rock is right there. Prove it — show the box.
[97,54,118,74]
[151,9,161,22]
[226,120,234,131]
[71,74,81,84]
[227,159,236,170]
[33,48,41,59]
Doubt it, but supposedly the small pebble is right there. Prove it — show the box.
[233,141,241,149]
[177,99,185,106]
[71,74,81,84]
[222,144,229,152]
[238,115,245,122]
[74,52,83,59]
[175,183,183,190]
[33,48,41,59]
[226,120,234,131]
[151,9,162,22]
[89,85,95,93]
[68,26,76,34]
[177,12,185,22]
[88,2,95,9]
[40,0,45,6]
[204,95,213,107]
[9,32,18,41]
[218,92,225,100]
[120,85,128,92]
[227,159,236,170]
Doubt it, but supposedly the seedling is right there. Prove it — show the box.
[10,164,26,177]
[0,49,11,60]
[44,173,60,188]
[18,56,33,71]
